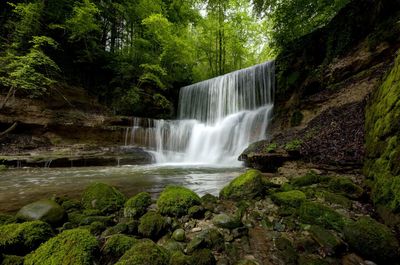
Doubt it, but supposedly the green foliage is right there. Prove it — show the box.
[220,169,264,200]
[124,192,152,218]
[24,228,99,265]
[157,185,201,217]
[264,142,278,153]
[0,221,53,255]
[81,182,126,213]
[284,139,303,151]
[115,239,170,265]
[65,0,100,41]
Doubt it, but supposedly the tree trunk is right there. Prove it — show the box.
[0,86,15,111]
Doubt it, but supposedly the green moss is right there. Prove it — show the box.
[124,192,152,218]
[364,51,400,212]
[291,171,327,187]
[16,199,66,225]
[101,223,128,237]
[169,251,191,265]
[24,228,98,265]
[0,165,7,171]
[328,177,363,199]
[344,216,400,263]
[264,142,278,153]
[157,186,201,217]
[81,182,126,213]
[138,212,167,239]
[0,214,16,225]
[102,234,138,262]
[316,191,352,208]
[189,249,216,265]
[115,239,169,265]
[290,110,304,127]
[298,255,330,265]
[220,169,264,200]
[0,221,53,255]
[275,237,298,265]
[1,255,23,265]
[284,139,302,151]
[298,202,347,231]
[309,225,343,254]
[272,190,306,207]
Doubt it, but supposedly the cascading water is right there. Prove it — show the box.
[125,61,275,165]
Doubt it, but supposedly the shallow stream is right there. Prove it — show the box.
[0,164,244,213]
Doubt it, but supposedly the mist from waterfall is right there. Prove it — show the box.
[125,61,275,165]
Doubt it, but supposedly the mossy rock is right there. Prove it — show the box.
[316,191,352,209]
[309,225,344,255]
[101,234,138,264]
[220,169,264,200]
[298,255,330,265]
[0,221,53,255]
[1,255,23,265]
[344,216,400,263]
[189,249,216,265]
[188,205,205,219]
[212,213,242,229]
[272,190,306,207]
[81,183,126,213]
[172,228,185,242]
[115,239,170,265]
[186,228,224,254]
[61,199,82,213]
[328,177,363,199]
[123,192,152,218]
[16,199,66,225]
[24,228,98,265]
[169,251,191,265]
[157,186,201,217]
[101,223,129,238]
[298,202,347,231]
[0,214,16,225]
[138,212,167,239]
[291,171,329,187]
[275,237,298,265]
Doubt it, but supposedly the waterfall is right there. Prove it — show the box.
[125,61,275,165]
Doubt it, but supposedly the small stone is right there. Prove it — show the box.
[173,228,186,242]
[192,227,202,232]
[16,199,66,225]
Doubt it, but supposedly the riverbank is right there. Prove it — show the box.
[1,166,398,265]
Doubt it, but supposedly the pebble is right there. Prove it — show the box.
[191,227,202,232]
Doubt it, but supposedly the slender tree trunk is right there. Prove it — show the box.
[0,86,15,111]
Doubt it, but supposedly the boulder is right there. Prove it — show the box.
[138,212,168,239]
[212,213,242,229]
[16,199,65,225]
[115,239,169,265]
[24,228,98,265]
[157,186,201,217]
[219,169,264,200]
[0,221,53,255]
[123,192,152,218]
[101,234,138,264]
[299,202,347,231]
[172,228,186,242]
[271,190,306,207]
[81,183,126,213]
[344,216,400,263]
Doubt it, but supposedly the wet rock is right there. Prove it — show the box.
[138,212,168,240]
[271,190,306,207]
[188,205,205,219]
[81,182,126,214]
[24,228,98,265]
[16,199,66,225]
[157,186,201,217]
[123,192,152,218]
[101,223,128,238]
[101,234,138,264]
[172,228,186,242]
[115,239,169,265]
[299,202,347,231]
[220,169,264,200]
[344,216,400,263]
[187,228,224,253]
[212,213,242,229]
[0,221,53,255]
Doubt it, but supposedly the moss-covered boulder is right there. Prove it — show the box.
[220,169,264,200]
[328,177,363,199]
[115,239,169,265]
[186,228,224,254]
[172,228,185,242]
[344,216,400,263]
[272,190,306,207]
[291,171,328,187]
[0,221,53,255]
[101,223,129,238]
[309,226,344,255]
[299,202,346,231]
[138,212,167,239]
[275,237,298,265]
[157,186,201,217]
[101,234,138,264]
[123,192,152,218]
[169,251,191,265]
[81,183,126,213]
[24,228,98,265]
[189,249,216,265]
[16,199,66,225]
[1,255,23,265]
[0,214,16,225]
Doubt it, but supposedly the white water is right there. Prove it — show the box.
[125,61,275,166]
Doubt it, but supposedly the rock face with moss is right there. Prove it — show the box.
[138,212,167,239]
[220,169,264,200]
[115,239,169,265]
[81,182,126,213]
[24,228,98,265]
[0,221,53,255]
[123,192,152,218]
[344,216,400,263]
[364,51,400,213]
[16,199,66,225]
[157,186,201,216]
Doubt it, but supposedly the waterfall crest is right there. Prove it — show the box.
[125,61,275,165]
